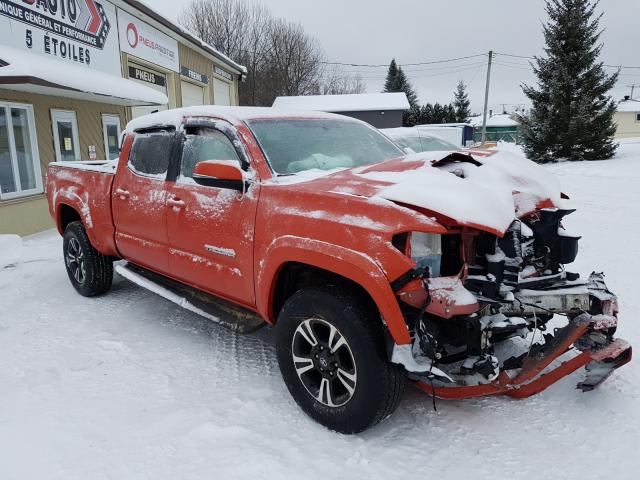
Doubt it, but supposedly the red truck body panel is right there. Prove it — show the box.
[42,108,568,345]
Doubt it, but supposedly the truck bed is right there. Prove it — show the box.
[46,160,119,257]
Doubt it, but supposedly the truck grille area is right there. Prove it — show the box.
[465,209,581,300]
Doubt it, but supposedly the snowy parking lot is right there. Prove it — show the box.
[1,142,639,480]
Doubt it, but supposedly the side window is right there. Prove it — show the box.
[128,131,174,178]
[180,128,240,180]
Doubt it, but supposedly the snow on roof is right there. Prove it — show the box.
[0,46,167,106]
[616,99,640,113]
[124,106,360,132]
[124,0,247,75]
[272,93,411,112]
[468,113,520,128]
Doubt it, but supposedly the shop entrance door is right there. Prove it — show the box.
[51,110,80,162]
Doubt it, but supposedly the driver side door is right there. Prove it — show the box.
[166,123,259,308]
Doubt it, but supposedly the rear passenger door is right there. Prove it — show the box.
[112,128,176,273]
[165,123,259,307]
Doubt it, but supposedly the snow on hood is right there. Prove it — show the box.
[354,149,562,235]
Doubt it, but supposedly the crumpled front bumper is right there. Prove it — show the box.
[415,312,632,399]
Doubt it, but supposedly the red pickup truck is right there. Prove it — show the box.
[46,106,631,433]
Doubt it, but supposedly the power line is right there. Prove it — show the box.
[495,51,640,69]
[319,53,487,68]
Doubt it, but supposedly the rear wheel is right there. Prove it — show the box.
[276,287,406,434]
[63,221,113,297]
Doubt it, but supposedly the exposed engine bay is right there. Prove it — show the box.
[392,209,632,397]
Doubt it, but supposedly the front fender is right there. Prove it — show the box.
[257,235,411,345]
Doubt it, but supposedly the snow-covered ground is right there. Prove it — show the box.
[1,141,639,480]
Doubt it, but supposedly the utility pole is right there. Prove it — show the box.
[481,50,493,145]
[627,84,639,99]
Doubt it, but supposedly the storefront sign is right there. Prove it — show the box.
[128,65,165,86]
[117,7,178,72]
[0,0,120,75]
[180,66,208,85]
[214,66,232,81]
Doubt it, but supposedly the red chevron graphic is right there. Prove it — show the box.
[85,0,101,35]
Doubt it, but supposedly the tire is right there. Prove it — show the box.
[276,287,406,434]
[63,221,113,297]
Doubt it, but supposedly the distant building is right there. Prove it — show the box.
[614,97,640,139]
[469,112,521,143]
[272,93,410,128]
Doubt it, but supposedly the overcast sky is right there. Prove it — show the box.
[154,0,640,113]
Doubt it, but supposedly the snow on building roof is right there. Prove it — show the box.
[616,99,640,113]
[123,0,247,75]
[468,113,520,128]
[124,106,360,132]
[0,46,167,107]
[272,93,411,113]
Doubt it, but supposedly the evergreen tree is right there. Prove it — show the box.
[520,0,618,162]
[383,59,399,93]
[392,67,419,108]
[403,105,422,127]
[453,81,471,122]
[421,103,434,124]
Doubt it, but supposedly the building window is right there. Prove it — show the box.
[0,102,42,200]
[635,113,640,123]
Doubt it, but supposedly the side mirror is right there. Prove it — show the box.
[192,160,246,191]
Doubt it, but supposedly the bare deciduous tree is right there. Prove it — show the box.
[318,66,366,95]
[179,0,366,106]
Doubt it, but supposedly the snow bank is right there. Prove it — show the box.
[0,234,22,268]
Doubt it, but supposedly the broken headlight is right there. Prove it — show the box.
[409,232,442,277]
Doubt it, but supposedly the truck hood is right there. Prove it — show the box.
[268,149,563,236]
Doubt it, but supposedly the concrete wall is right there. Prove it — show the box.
[614,111,640,139]
[335,110,405,129]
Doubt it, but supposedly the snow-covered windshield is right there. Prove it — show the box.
[388,133,459,153]
[246,119,403,174]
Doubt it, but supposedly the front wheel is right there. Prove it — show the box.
[276,288,406,434]
[63,221,113,297]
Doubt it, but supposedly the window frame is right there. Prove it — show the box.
[635,112,640,123]
[0,101,43,201]
[51,109,81,163]
[126,127,176,180]
[177,125,244,185]
[101,114,122,161]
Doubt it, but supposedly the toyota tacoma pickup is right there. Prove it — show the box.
[46,106,632,434]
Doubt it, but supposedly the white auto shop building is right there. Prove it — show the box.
[0,0,246,236]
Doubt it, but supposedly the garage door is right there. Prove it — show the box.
[213,78,231,106]
[181,81,205,107]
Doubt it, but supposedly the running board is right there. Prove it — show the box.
[115,263,265,333]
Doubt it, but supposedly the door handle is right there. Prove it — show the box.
[115,188,130,198]
[167,197,186,209]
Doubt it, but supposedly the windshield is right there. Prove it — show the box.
[246,119,403,174]
[389,133,459,153]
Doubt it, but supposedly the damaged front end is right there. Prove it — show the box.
[391,209,632,399]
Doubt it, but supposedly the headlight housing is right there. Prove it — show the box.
[409,232,442,277]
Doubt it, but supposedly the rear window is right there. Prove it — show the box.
[128,131,173,178]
